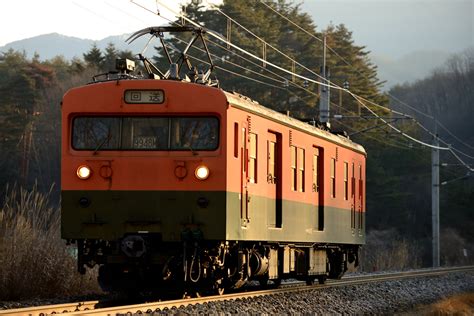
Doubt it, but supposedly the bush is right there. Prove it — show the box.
[441,228,472,266]
[359,229,422,272]
[0,184,101,300]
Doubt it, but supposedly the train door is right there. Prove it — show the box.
[312,147,324,231]
[351,162,356,234]
[241,127,249,226]
[358,164,363,235]
[267,132,282,228]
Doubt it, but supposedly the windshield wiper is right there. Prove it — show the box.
[185,144,198,156]
[93,134,112,155]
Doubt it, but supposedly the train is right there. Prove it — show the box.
[61,26,366,295]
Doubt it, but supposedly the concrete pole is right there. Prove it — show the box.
[432,123,440,267]
[319,35,330,129]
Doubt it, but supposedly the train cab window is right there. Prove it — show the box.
[344,162,348,200]
[170,117,218,150]
[122,117,168,149]
[331,158,336,198]
[72,117,120,150]
[249,133,257,183]
[72,116,219,151]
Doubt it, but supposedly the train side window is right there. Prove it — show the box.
[291,146,297,191]
[351,163,355,198]
[297,148,305,192]
[331,158,336,198]
[249,133,257,183]
[234,123,238,158]
[344,162,348,200]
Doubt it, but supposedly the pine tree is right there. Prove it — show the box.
[103,42,118,72]
[83,43,104,69]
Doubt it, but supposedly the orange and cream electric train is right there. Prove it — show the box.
[61,27,366,295]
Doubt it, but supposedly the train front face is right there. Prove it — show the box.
[61,80,227,289]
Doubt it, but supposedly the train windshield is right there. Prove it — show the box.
[72,116,219,151]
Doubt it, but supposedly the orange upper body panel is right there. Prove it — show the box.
[224,92,366,212]
[62,80,228,191]
[62,79,366,212]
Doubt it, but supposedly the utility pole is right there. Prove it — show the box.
[432,121,440,267]
[319,35,330,129]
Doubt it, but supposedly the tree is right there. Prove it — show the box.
[0,49,56,192]
[83,43,104,69]
[103,42,118,72]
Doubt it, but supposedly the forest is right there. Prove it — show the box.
[0,0,472,300]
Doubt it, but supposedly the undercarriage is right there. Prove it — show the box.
[73,234,360,295]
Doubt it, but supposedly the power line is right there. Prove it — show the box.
[151,0,340,89]
[436,119,474,150]
[133,0,474,172]
[256,0,474,162]
[152,7,319,98]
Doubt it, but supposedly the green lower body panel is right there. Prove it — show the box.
[61,190,365,245]
[61,190,227,241]
[225,192,365,245]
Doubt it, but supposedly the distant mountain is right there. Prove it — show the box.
[0,33,155,61]
[1,33,453,89]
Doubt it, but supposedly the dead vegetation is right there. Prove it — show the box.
[401,292,474,315]
[0,184,101,300]
[359,229,422,272]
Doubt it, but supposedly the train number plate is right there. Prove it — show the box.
[133,136,157,149]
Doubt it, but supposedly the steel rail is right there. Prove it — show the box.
[63,266,474,315]
[0,300,98,316]
[2,266,472,316]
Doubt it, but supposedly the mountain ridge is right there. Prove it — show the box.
[0,33,152,61]
[0,33,455,89]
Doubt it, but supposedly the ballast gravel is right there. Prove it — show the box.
[1,271,472,314]
[152,272,473,315]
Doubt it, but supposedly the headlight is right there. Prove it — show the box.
[195,165,210,180]
[77,165,92,180]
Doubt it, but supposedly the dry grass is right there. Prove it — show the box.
[401,292,474,315]
[0,184,101,300]
[360,229,422,272]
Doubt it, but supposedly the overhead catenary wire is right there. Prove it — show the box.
[149,4,319,97]
[148,0,340,89]
[256,0,474,162]
[164,38,287,90]
[436,119,474,150]
[133,0,474,172]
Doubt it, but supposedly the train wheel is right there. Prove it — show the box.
[305,277,315,285]
[214,278,225,295]
[258,276,269,288]
[317,276,327,284]
[272,278,282,287]
[216,286,225,295]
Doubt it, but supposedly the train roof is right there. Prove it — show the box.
[225,91,366,156]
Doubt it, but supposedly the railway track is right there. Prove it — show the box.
[2,266,472,316]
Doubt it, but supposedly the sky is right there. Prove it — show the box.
[0,0,472,59]
[301,0,473,58]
